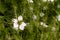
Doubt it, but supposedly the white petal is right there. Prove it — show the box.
[40,22,44,25]
[13,23,18,30]
[30,0,33,3]
[21,22,26,26]
[19,25,25,30]
[19,22,26,30]
[57,15,60,21]
[51,0,54,2]
[12,19,18,23]
[48,0,54,2]
[43,24,48,27]
[18,15,23,21]
[27,0,33,3]
[40,22,48,27]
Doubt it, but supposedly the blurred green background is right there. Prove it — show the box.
[0,0,60,40]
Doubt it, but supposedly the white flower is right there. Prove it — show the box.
[12,18,18,30]
[27,0,33,3]
[57,15,60,21]
[51,0,54,2]
[48,0,54,2]
[43,23,48,27]
[40,22,44,25]
[12,19,18,23]
[29,0,33,3]
[18,15,23,21]
[40,12,45,17]
[19,22,26,30]
[12,16,26,30]
[33,15,37,20]
[40,22,48,27]
[13,23,18,30]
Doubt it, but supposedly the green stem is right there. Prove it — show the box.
[13,5,17,18]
